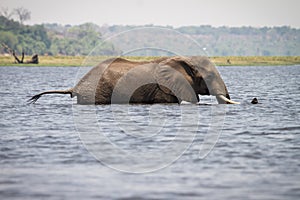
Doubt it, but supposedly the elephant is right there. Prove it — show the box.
[28,56,240,105]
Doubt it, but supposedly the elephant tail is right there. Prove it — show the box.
[28,88,74,104]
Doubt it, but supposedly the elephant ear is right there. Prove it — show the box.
[154,57,199,103]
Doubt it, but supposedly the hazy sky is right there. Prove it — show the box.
[1,0,300,27]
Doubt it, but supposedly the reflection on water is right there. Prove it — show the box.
[0,66,300,199]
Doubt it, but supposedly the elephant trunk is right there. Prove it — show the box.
[205,73,240,104]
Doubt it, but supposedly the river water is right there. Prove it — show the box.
[0,65,299,199]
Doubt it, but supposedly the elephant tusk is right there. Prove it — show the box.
[217,95,240,104]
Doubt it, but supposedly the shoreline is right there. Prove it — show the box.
[0,55,299,67]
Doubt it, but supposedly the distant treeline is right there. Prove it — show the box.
[1,16,299,56]
[0,16,116,56]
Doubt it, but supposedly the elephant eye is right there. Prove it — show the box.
[205,73,214,81]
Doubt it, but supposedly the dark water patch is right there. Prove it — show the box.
[270,126,300,131]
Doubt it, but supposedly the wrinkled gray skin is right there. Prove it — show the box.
[29,56,236,104]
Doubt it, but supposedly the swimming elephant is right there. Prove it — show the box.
[28,56,239,104]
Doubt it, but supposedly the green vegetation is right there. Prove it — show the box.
[0,16,118,56]
[99,25,300,56]
[0,15,299,58]
[210,56,300,66]
[45,23,118,56]
[0,16,50,55]
[0,55,299,66]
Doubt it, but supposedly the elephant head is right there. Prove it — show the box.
[154,56,239,104]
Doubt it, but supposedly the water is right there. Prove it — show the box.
[0,65,299,199]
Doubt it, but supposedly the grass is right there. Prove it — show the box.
[0,55,299,66]
[210,56,300,66]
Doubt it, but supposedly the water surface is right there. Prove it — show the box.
[0,65,299,199]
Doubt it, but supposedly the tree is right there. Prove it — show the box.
[0,7,14,19]
[13,7,31,24]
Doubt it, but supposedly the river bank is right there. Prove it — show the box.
[0,55,299,66]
